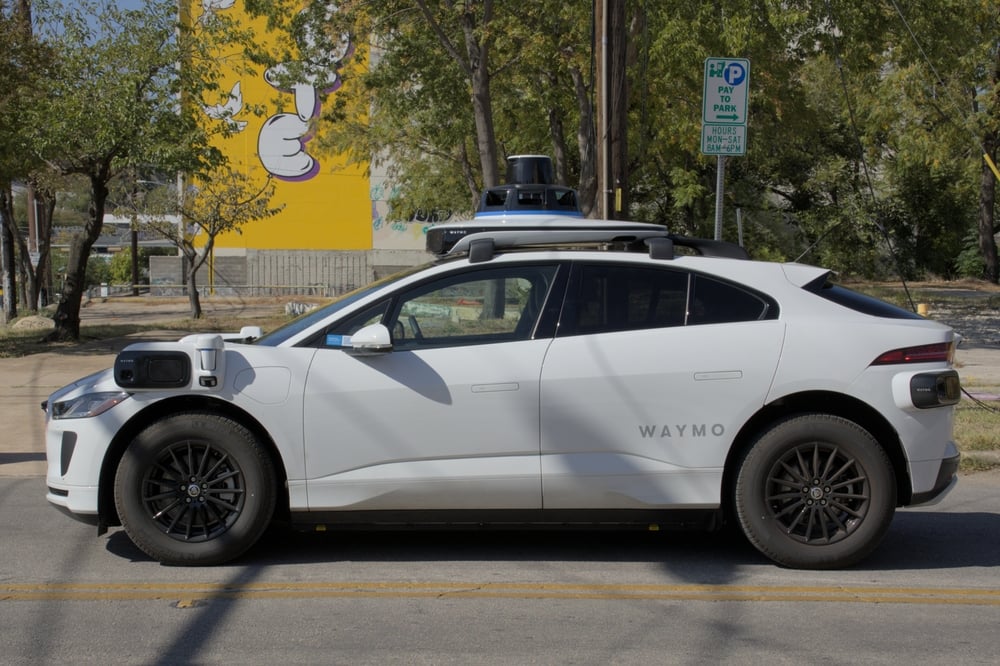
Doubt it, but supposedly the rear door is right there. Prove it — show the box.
[539,262,784,509]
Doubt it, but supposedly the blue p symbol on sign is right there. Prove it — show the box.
[723,63,746,86]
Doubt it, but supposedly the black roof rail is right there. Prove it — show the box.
[425,220,748,261]
[426,221,667,255]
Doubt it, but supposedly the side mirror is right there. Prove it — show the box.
[345,323,393,356]
[238,326,263,341]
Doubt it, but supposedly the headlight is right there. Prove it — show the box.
[51,391,130,420]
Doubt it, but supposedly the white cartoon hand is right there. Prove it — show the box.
[257,113,316,180]
[203,81,247,132]
[202,0,235,12]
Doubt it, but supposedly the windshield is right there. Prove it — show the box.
[254,262,432,346]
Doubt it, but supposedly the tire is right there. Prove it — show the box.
[734,414,896,569]
[114,412,276,566]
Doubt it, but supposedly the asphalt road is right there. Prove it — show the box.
[2,471,999,664]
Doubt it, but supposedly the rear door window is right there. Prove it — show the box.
[559,263,776,336]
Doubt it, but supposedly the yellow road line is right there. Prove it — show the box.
[3,581,1000,605]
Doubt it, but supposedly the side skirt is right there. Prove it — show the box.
[288,508,724,532]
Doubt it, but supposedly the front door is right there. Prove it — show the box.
[302,263,560,511]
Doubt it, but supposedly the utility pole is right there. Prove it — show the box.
[607,0,629,220]
[594,0,629,220]
[595,0,607,219]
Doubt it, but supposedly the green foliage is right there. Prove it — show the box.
[9,0,996,290]
[319,0,998,281]
[11,0,285,336]
[956,231,987,278]
[85,255,111,288]
[108,249,134,285]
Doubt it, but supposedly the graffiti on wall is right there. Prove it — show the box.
[200,1,352,182]
[369,179,455,249]
[198,1,437,251]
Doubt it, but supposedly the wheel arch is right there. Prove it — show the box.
[96,396,290,530]
[721,391,912,519]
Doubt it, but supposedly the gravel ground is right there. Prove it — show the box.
[927,305,1000,348]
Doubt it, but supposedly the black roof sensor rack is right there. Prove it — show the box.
[426,221,668,255]
[426,221,749,262]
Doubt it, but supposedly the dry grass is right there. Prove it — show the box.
[0,313,292,358]
[954,398,1000,471]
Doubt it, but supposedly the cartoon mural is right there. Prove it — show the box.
[200,3,351,183]
[192,0,425,252]
[258,4,352,181]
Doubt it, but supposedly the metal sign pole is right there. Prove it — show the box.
[714,156,725,240]
[702,57,749,242]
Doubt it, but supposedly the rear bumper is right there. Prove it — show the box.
[909,447,960,506]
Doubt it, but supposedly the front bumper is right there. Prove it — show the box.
[44,382,137,518]
[46,491,101,526]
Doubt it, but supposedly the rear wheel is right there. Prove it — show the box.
[114,412,276,565]
[735,414,896,569]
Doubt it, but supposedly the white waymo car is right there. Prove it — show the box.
[44,218,961,569]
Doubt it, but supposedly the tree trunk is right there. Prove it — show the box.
[182,246,205,319]
[187,262,203,319]
[544,72,570,186]
[13,187,50,312]
[0,184,17,323]
[460,5,499,188]
[50,174,109,340]
[979,135,998,283]
[570,66,597,217]
[52,233,90,339]
[16,237,31,311]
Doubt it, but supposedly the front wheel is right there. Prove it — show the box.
[735,414,896,569]
[114,412,276,565]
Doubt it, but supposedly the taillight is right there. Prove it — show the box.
[871,342,953,366]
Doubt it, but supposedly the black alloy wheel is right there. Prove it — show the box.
[115,412,276,565]
[735,414,896,569]
[139,439,246,542]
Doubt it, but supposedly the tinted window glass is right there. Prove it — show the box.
[808,279,923,320]
[564,264,689,334]
[560,264,776,336]
[688,274,774,325]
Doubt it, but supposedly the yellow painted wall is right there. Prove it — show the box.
[189,1,372,251]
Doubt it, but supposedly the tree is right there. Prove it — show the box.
[0,0,52,322]
[820,0,1000,281]
[499,2,601,214]
[320,1,605,217]
[21,0,271,338]
[19,1,187,337]
[413,0,501,189]
[146,167,281,319]
[317,0,994,282]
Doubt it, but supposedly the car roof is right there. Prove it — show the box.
[425,216,751,262]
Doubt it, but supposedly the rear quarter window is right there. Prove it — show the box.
[688,274,777,325]
[807,279,923,320]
